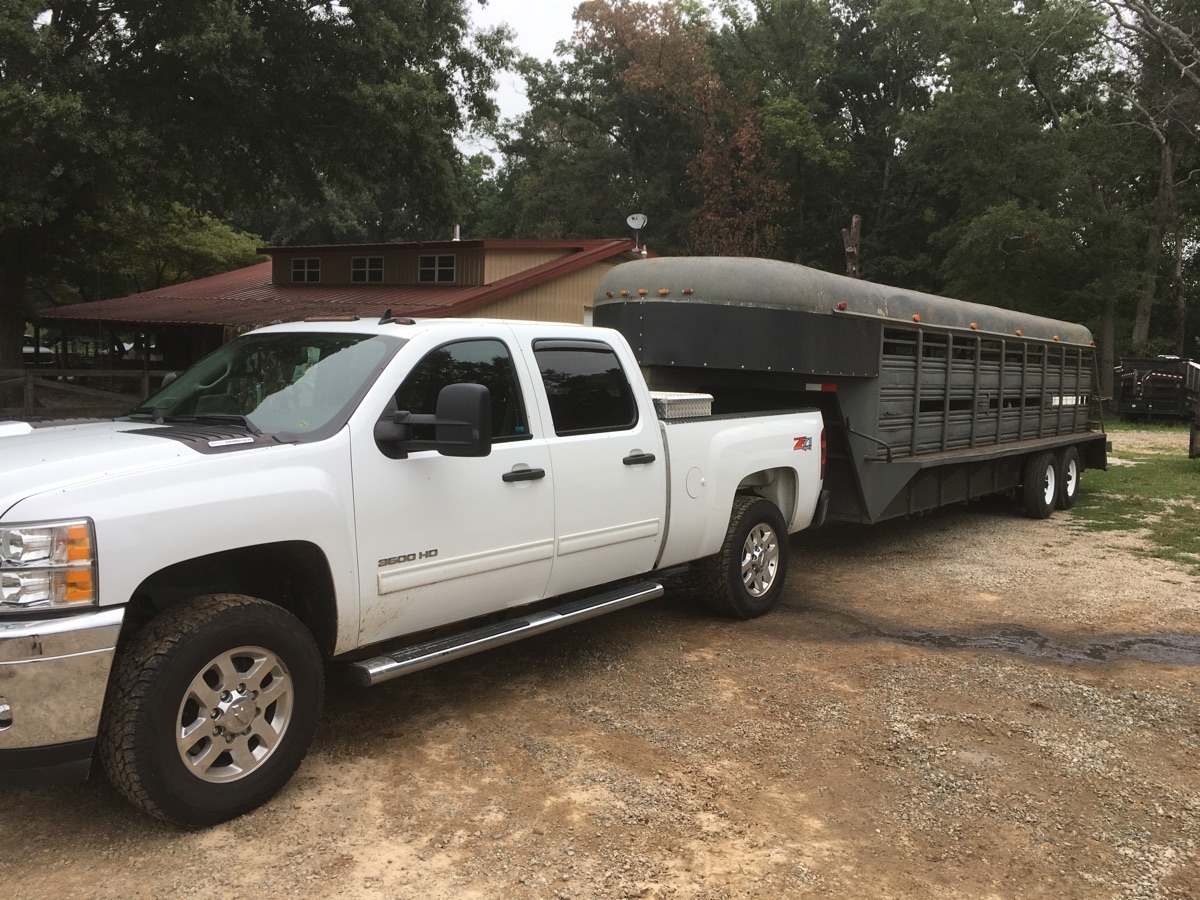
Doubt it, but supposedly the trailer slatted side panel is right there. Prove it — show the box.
[878,328,1096,461]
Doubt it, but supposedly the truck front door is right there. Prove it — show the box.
[352,336,554,644]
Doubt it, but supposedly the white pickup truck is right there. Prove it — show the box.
[0,317,824,826]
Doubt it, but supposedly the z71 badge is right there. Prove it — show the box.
[794,436,813,451]
[379,549,438,567]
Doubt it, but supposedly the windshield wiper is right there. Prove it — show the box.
[130,405,165,425]
[159,413,263,435]
[188,413,262,435]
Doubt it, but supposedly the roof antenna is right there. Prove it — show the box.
[378,308,415,326]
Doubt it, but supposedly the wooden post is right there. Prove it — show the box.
[842,215,862,278]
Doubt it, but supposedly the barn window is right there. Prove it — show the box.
[418,254,456,284]
[291,258,320,283]
[352,257,384,283]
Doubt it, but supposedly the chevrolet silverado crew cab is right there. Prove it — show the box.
[0,316,824,826]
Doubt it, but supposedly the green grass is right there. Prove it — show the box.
[1103,417,1191,434]
[1074,446,1200,573]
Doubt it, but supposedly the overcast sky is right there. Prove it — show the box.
[470,0,578,122]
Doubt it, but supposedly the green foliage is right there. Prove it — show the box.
[47,204,264,302]
[485,0,1195,363]
[481,3,706,252]
[0,0,511,367]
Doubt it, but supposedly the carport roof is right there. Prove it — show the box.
[38,239,638,329]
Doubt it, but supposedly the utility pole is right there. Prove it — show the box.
[842,215,862,278]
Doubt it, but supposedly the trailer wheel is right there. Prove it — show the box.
[99,593,324,827]
[1022,451,1058,519]
[1057,446,1081,510]
[701,496,789,619]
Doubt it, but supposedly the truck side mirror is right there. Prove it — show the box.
[373,383,492,459]
[434,383,492,458]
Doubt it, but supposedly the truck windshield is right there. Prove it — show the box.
[131,332,405,440]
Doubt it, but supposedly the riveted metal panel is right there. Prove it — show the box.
[595,301,881,378]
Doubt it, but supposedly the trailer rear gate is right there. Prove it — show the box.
[595,257,1107,525]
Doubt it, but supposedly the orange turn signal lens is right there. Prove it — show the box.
[64,569,95,603]
[66,524,92,561]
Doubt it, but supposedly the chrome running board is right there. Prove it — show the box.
[348,581,664,687]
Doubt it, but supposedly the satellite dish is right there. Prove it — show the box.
[626,214,648,230]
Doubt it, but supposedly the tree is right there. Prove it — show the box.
[576,0,784,254]
[484,2,703,251]
[0,1,511,371]
[484,1,781,256]
[47,203,264,302]
[1098,0,1200,353]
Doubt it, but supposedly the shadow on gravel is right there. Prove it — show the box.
[804,602,1200,666]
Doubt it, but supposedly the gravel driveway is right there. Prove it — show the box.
[2,431,1197,899]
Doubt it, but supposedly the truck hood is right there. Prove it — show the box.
[0,419,264,519]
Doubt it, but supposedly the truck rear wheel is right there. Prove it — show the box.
[1057,445,1081,510]
[99,593,323,828]
[1022,451,1058,519]
[701,496,789,619]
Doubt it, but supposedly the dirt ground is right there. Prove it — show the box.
[2,430,1197,899]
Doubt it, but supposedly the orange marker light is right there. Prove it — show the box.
[637,288,648,296]
[1016,329,1023,336]
[66,524,91,562]
[970,322,978,330]
[913,314,921,322]
[65,569,94,603]
[658,288,670,296]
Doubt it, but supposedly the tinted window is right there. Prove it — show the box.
[392,339,529,442]
[533,341,638,436]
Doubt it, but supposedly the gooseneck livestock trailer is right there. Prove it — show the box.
[594,257,1108,524]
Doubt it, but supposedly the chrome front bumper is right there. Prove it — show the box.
[0,607,124,786]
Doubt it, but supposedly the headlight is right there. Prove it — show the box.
[0,520,98,612]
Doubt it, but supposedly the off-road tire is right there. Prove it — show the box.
[700,496,789,619]
[99,593,323,828]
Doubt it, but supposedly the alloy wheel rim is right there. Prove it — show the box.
[175,646,294,783]
[741,523,780,597]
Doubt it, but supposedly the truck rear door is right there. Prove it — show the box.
[521,334,667,597]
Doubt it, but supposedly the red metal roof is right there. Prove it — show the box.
[39,240,638,329]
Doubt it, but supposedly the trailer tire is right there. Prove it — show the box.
[99,593,324,828]
[700,496,789,619]
[1022,451,1058,519]
[1057,445,1081,510]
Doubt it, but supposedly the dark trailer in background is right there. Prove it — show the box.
[595,257,1107,525]
[1114,356,1200,421]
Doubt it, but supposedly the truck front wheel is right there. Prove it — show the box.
[99,593,324,827]
[701,496,789,619]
